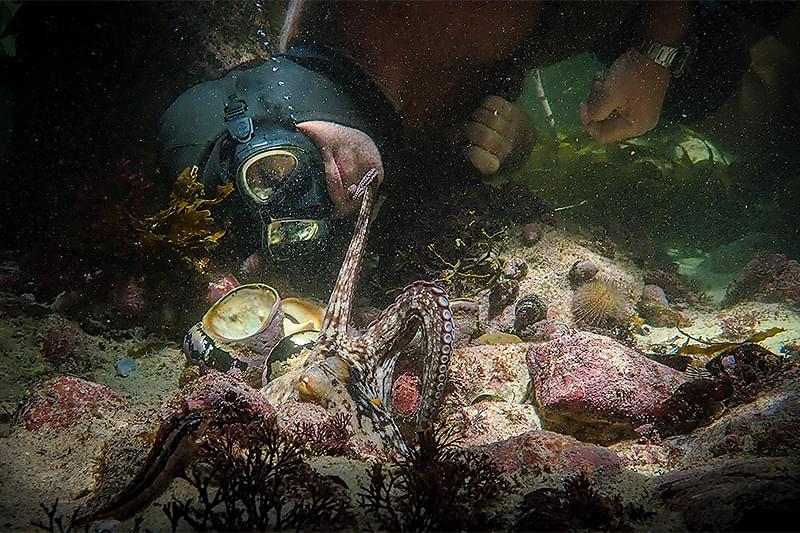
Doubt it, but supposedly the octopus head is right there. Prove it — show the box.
[297,356,351,407]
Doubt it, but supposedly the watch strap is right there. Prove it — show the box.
[636,39,694,78]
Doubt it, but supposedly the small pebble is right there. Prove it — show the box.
[521,223,543,245]
[115,357,138,377]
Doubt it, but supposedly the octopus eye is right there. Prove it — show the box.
[297,367,333,406]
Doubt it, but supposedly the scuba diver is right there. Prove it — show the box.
[157,1,769,260]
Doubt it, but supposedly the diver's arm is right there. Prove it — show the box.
[641,1,690,45]
[580,1,689,143]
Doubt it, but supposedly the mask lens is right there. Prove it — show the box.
[240,150,298,202]
[265,219,329,260]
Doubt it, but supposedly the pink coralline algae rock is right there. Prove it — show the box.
[723,253,800,307]
[475,429,621,478]
[20,376,126,431]
[527,331,687,444]
[171,371,274,421]
[391,373,420,417]
[41,319,87,367]
[641,284,668,306]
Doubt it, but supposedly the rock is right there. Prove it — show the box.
[637,284,687,327]
[521,223,543,245]
[19,376,126,431]
[450,302,480,347]
[654,457,800,531]
[643,269,701,305]
[526,331,688,444]
[568,260,600,287]
[723,253,800,307]
[445,402,542,448]
[41,318,88,368]
[475,429,622,478]
[447,344,529,410]
[705,343,784,401]
[502,257,528,280]
[673,368,800,467]
[518,318,576,343]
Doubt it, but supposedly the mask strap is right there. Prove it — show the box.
[224,95,254,143]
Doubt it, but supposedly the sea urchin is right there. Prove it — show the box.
[571,278,630,329]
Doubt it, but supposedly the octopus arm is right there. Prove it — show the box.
[363,281,454,431]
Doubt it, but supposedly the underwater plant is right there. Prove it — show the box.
[516,472,652,531]
[33,497,142,533]
[289,411,355,458]
[358,426,510,531]
[162,414,354,532]
[131,166,233,274]
[571,278,630,330]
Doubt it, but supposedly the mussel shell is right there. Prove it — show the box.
[281,297,324,336]
[263,330,320,382]
[202,283,280,342]
[183,322,245,373]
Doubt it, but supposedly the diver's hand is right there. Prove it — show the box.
[464,95,531,175]
[579,50,670,144]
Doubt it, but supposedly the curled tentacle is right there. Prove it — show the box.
[363,281,454,432]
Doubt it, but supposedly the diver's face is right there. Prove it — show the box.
[296,121,384,218]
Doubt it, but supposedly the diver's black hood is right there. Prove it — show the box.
[157,45,401,214]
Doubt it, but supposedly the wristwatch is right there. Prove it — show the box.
[636,38,695,78]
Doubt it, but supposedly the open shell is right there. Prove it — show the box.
[202,283,281,342]
[281,297,324,337]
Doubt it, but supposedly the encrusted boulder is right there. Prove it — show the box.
[674,367,800,467]
[19,376,127,431]
[475,429,622,478]
[654,457,800,531]
[445,402,542,448]
[447,343,529,410]
[723,253,800,308]
[526,332,688,444]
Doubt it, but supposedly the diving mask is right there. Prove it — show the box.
[225,98,333,259]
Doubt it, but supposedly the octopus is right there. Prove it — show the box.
[76,168,454,524]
